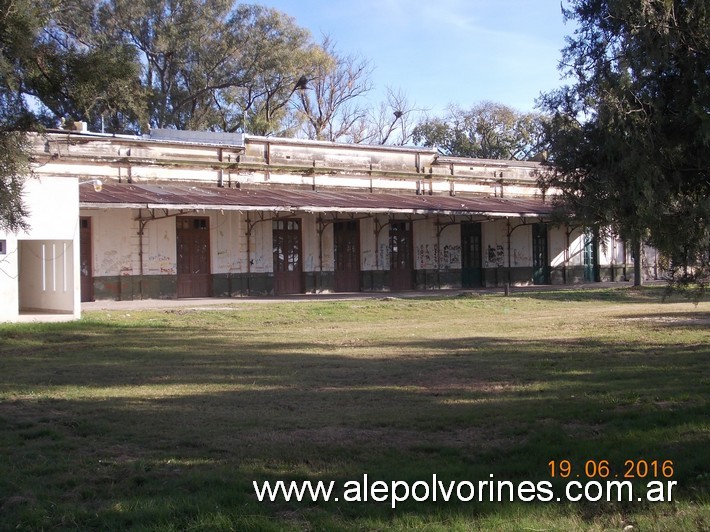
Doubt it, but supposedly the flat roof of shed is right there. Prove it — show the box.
[80,183,552,218]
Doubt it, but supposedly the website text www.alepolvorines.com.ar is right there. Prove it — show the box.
[253,474,677,509]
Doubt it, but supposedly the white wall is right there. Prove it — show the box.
[549,225,568,268]
[18,240,75,313]
[510,224,533,268]
[85,209,137,276]
[1,175,80,321]
[213,211,244,274]
[0,234,19,321]
[482,221,509,269]
[19,176,79,239]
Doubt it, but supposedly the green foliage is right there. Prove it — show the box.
[94,0,322,133]
[1,0,148,133]
[25,42,147,133]
[0,0,150,229]
[0,0,43,128]
[539,0,710,290]
[5,0,340,136]
[0,131,30,232]
[1,0,45,232]
[412,101,549,160]
[0,0,335,229]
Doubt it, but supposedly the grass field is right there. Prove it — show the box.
[1,287,708,530]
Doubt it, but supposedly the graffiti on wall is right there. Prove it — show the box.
[99,250,133,276]
[487,244,504,267]
[415,244,461,269]
[146,254,175,275]
[216,249,244,273]
[416,244,433,268]
[250,254,268,272]
[442,245,461,268]
[360,243,464,270]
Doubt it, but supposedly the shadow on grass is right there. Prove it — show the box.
[501,285,674,303]
[0,315,708,529]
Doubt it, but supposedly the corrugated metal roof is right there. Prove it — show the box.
[149,128,245,147]
[80,183,553,217]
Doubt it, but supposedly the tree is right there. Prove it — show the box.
[7,0,148,133]
[360,87,420,146]
[0,132,31,232]
[292,35,373,142]
[95,0,321,134]
[538,0,710,290]
[1,0,150,231]
[228,15,326,136]
[1,0,47,232]
[412,101,549,159]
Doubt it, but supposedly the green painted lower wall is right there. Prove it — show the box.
[90,266,634,300]
[415,269,461,290]
[361,271,388,292]
[305,271,335,293]
[212,273,273,297]
[93,275,177,300]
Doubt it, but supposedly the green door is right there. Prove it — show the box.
[532,223,549,285]
[461,222,483,288]
[583,231,598,282]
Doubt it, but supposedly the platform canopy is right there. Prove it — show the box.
[80,183,553,218]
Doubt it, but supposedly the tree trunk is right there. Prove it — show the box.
[633,239,643,287]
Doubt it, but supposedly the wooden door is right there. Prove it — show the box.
[334,220,361,292]
[532,223,549,285]
[80,217,94,302]
[461,222,483,288]
[176,217,212,298]
[273,219,304,294]
[389,220,414,291]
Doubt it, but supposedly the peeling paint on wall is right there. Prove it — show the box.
[362,249,373,269]
[305,254,316,271]
[513,249,530,266]
[250,254,268,272]
[379,244,388,269]
[99,250,133,276]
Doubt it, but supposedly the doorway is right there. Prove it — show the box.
[333,220,361,292]
[461,222,483,288]
[176,217,212,298]
[389,220,414,291]
[583,230,599,282]
[532,223,549,285]
[80,217,93,302]
[273,219,304,294]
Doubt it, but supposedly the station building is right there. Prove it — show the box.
[0,127,658,321]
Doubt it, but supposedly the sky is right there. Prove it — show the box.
[250,0,574,115]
